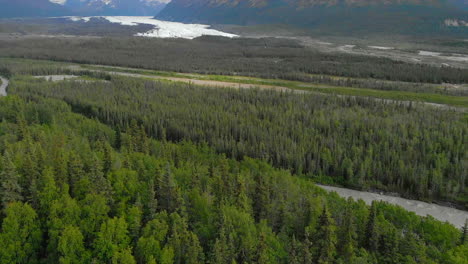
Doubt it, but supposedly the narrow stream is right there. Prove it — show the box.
[318,185,467,228]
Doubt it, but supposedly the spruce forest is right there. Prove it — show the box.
[0,0,467,260]
[0,55,466,263]
[0,87,466,264]
[9,75,467,207]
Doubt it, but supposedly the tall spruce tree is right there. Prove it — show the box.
[115,127,122,150]
[460,219,468,246]
[0,151,23,209]
[288,235,301,264]
[338,198,357,262]
[314,206,337,264]
[253,172,270,222]
[159,163,181,213]
[302,231,313,264]
[365,202,379,252]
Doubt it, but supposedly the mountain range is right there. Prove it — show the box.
[0,0,466,36]
[157,0,468,35]
[0,0,169,18]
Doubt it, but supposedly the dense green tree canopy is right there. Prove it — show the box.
[8,75,466,207]
[0,94,465,263]
[0,50,467,263]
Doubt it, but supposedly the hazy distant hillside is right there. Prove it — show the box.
[0,0,71,18]
[62,0,169,16]
[158,0,468,35]
[448,0,468,10]
[0,0,168,18]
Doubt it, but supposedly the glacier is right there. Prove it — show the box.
[66,16,238,39]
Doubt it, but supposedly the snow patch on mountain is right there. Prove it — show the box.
[368,46,394,50]
[66,16,238,39]
[444,19,468,27]
[68,16,92,22]
[49,0,67,4]
[145,0,172,4]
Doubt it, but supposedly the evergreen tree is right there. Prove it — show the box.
[398,232,427,263]
[212,227,234,264]
[126,205,142,245]
[67,152,85,197]
[20,149,40,204]
[53,150,69,190]
[103,141,113,174]
[379,227,400,264]
[302,232,313,264]
[38,167,59,217]
[145,180,158,222]
[16,113,29,141]
[127,120,138,152]
[460,219,468,246]
[88,154,112,197]
[0,151,23,209]
[256,232,270,264]
[288,235,301,264]
[159,163,182,213]
[235,175,252,214]
[338,198,357,262]
[365,202,379,252]
[253,172,269,222]
[256,221,276,264]
[313,206,337,264]
[138,125,150,154]
[115,127,122,150]
[185,232,205,264]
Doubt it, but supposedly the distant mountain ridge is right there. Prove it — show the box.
[158,0,468,35]
[61,0,169,16]
[0,0,169,18]
[0,0,70,18]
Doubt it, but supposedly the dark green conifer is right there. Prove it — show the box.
[0,151,23,208]
[365,202,379,252]
[314,206,337,264]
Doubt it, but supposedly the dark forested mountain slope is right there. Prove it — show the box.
[158,0,468,35]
